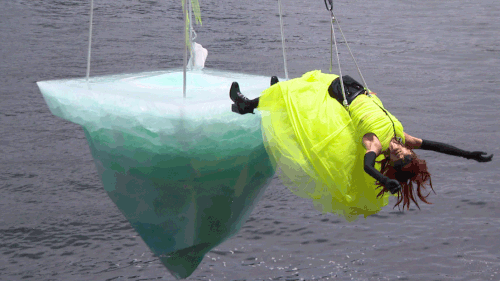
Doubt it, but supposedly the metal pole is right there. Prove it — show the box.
[183,0,188,98]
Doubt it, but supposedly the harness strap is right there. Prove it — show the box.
[370,98,402,143]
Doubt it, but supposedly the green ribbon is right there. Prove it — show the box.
[181,0,202,25]
[182,0,202,51]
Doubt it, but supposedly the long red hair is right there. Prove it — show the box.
[376,149,435,210]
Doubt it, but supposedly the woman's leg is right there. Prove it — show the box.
[230,76,279,115]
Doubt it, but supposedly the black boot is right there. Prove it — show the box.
[229,82,258,114]
[271,76,279,86]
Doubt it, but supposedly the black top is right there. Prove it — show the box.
[328,75,367,105]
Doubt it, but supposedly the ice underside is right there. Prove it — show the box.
[37,69,275,279]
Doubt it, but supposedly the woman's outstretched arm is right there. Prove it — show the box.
[404,132,493,162]
[403,133,422,149]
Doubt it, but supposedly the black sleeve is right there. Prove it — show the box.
[364,151,388,184]
[420,139,473,159]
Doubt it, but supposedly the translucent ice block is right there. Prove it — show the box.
[37,69,275,279]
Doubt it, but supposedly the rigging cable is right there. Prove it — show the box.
[324,1,400,141]
[330,12,349,106]
[324,0,369,105]
[325,0,347,108]
[86,0,94,86]
[278,0,289,80]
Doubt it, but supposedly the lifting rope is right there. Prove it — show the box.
[84,1,295,94]
[324,0,369,107]
[323,1,401,141]
[278,0,289,80]
[329,9,347,108]
[86,0,94,86]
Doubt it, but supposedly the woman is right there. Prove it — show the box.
[229,70,493,220]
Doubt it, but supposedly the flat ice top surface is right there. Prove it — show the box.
[37,68,273,131]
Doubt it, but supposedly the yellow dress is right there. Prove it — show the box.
[258,70,404,221]
[349,94,405,152]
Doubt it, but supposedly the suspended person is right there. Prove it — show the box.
[229,70,493,221]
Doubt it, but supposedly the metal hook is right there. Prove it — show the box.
[324,0,333,11]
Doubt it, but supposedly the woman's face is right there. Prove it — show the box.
[389,141,412,168]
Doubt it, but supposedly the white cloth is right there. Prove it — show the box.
[188,42,208,70]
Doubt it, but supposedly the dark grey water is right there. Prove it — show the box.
[1,0,500,280]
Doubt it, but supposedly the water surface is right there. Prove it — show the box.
[1,0,499,280]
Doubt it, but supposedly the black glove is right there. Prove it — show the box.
[364,152,401,194]
[421,139,493,163]
[382,178,401,195]
[467,151,494,162]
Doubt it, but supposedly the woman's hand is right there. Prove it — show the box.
[383,179,401,194]
[467,151,494,162]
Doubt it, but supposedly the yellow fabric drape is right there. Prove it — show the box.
[259,70,392,222]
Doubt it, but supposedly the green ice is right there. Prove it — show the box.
[37,69,275,279]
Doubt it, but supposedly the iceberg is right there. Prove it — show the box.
[37,68,275,279]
